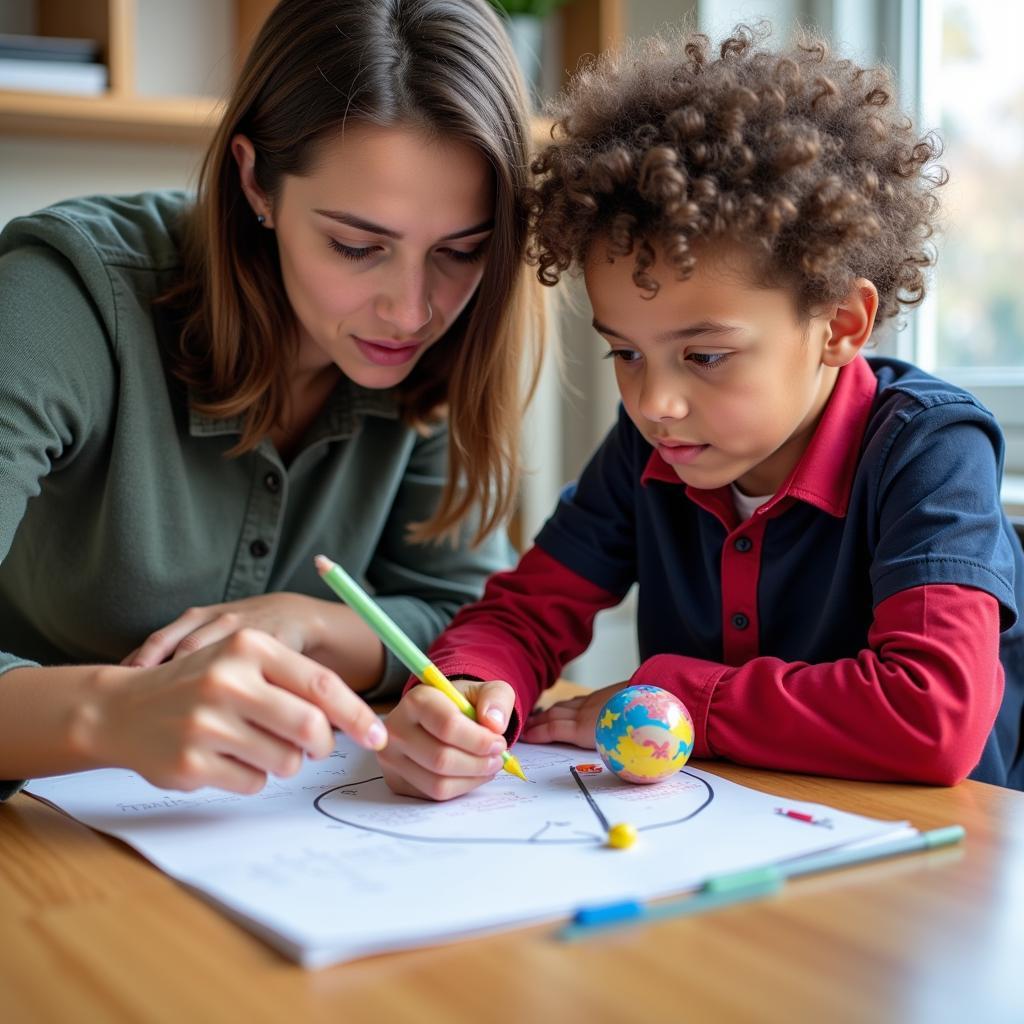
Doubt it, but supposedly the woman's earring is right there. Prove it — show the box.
[256,214,266,225]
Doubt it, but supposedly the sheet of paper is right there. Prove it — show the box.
[26,741,908,967]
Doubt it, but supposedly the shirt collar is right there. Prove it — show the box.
[779,354,878,517]
[188,376,400,441]
[640,354,879,520]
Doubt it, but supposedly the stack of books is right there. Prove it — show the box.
[0,33,107,96]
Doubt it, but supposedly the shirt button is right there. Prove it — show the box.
[731,612,750,630]
[264,472,281,494]
[250,539,270,558]
[734,536,753,552]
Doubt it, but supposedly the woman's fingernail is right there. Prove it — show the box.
[489,741,505,755]
[485,708,505,728]
[487,757,503,773]
[366,721,387,750]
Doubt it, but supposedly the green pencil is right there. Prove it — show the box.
[560,824,965,940]
[314,554,527,781]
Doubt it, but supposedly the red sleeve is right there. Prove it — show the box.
[408,546,620,731]
[630,584,1003,785]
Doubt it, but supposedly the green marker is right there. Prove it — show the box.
[314,554,527,782]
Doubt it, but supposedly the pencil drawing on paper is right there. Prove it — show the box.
[312,746,715,845]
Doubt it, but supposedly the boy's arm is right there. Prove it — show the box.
[361,423,518,700]
[383,547,619,801]
[405,408,641,724]
[630,582,1000,785]
[652,402,1014,786]
[383,411,637,801]
[413,546,621,730]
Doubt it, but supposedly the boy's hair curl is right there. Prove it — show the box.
[527,23,945,322]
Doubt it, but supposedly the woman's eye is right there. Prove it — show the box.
[438,245,486,265]
[328,239,381,262]
[603,349,641,364]
[688,352,732,370]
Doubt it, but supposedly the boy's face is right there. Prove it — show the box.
[584,241,841,496]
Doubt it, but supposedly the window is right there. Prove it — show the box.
[908,0,1024,472]
[627,3,1024,472]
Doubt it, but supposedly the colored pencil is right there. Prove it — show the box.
[562,824,965,939]
[315,554,527,781]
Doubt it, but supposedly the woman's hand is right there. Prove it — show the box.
[377,679,517,801]
[519,682,630,749]
[77,628,387,794]
[122,594,327,667]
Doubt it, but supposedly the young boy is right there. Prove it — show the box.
[376,25,1024,800]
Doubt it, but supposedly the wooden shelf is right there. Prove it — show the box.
[0,0,272,145]
[0,94,553,149]
[0,1,620,147]
[0,90,224,145]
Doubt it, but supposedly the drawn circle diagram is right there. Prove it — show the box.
[313,757,714,846]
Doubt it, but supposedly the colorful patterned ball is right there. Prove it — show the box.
[594,685,694,784]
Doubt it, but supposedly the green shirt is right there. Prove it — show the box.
[0,192,513,792]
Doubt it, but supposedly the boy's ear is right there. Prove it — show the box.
[821,278,879,368]
[230,133,274,227]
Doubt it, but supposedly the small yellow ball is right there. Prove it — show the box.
[606,822,638,850]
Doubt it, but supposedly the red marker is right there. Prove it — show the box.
[775,807,833,829]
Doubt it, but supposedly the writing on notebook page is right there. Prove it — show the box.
[312,748,714,845]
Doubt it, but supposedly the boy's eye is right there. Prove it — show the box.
[328,239,382,261]
[687,352,732,370]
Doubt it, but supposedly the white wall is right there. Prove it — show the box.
[628,0,700,36]
[135,0,233,99]
[0,0,33,35]
[0,137,203,228]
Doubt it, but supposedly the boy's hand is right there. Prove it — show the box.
[520,682,630,748]
[378,679,515,801]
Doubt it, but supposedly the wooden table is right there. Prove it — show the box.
[3,730,1023,1023]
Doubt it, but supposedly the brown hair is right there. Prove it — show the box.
[528,23,945,322]
[164,0,541,542]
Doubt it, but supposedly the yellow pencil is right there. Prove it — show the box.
[315,555,527,782]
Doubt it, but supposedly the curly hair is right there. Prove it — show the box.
[528,23,946,322]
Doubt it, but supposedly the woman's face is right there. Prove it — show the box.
[251,124,494,390]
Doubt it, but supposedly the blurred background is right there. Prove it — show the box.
[2,0,1021,684]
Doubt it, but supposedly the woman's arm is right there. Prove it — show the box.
[124,593,386,691]
[0,632,387,789]
[124,424,511,694]
[0,242,388,794]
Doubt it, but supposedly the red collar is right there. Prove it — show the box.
[640,355,879,520]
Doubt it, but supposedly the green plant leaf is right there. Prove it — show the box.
[487,0,571,17]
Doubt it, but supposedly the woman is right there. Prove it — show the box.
[0,0,540,797]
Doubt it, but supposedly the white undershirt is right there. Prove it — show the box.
[731,483,773,522]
